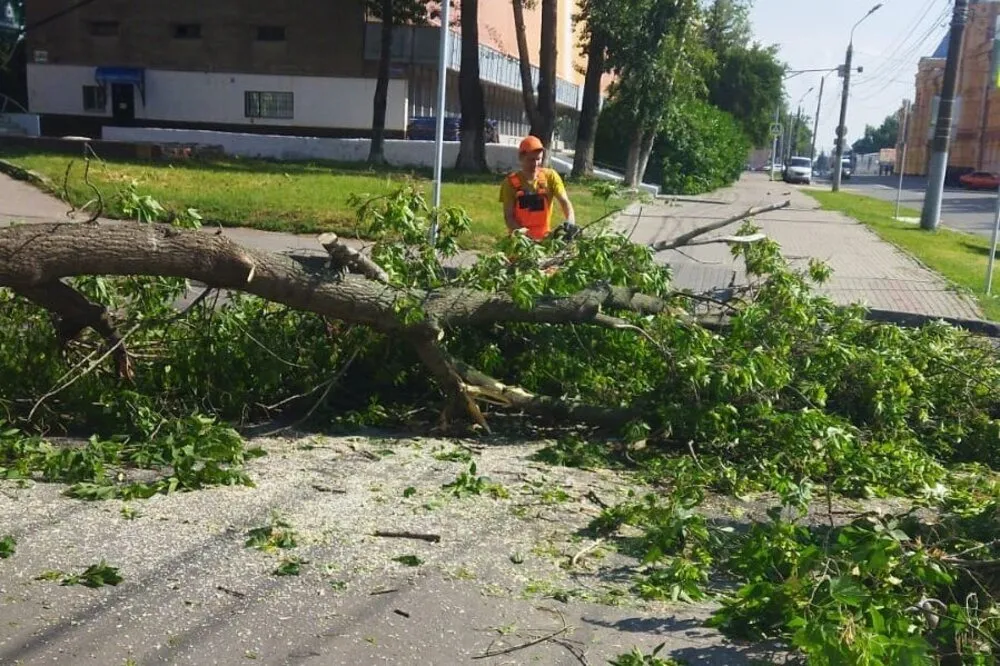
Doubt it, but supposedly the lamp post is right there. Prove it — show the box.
[832,3,882,192]
[430,0,452,244]
[789,86,814,159]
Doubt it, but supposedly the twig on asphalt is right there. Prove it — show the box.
[373,531,442,543]
[569,539,605,569]
[472,625,570,659]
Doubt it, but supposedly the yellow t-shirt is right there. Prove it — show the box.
[499,168,567,227]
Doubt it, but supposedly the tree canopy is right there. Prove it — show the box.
[851,113,899,155]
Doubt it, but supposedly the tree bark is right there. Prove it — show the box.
[368,0,394,165]
[512,0,541,133]
[571,32,606,179]
[536,0,558,157]
[635,127,657,188]
[623,124,645,188]
[455,0,489,172]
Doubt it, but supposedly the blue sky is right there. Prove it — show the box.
[749,0,952,153]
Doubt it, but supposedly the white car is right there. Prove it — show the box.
[783,156,812,184]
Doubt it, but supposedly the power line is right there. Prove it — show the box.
[852,3,951,92]
[862,0,943,80]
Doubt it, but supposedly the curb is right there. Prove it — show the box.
[0,158,59,193]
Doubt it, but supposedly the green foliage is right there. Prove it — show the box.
[608,643,680,666]
[246,513,298,553]
[442,462,509,499]
[852,113,900,155]
[706,45,784,147]
[273,556,306,576]
[657,98,750,194]
[594,97,749,195]
[392,554,424,567]
[0,416,260,500]
[0,534,14,559]
[40,560,124,589]
[532,434,613,469]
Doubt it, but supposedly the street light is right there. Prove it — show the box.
[786,87,813,160]
[832,3,882,192]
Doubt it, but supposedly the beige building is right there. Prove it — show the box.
[901,0,1000,178]
[24,0,593,140]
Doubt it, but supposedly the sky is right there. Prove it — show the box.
[749,0,953,154]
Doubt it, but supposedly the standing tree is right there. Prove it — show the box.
[455,0,489,172]
[612,0,703,188]
[366,0,429,165]
[701,0,784,149]
[571,0,620,178]
[851,113,900,155]
[512,0,557,156]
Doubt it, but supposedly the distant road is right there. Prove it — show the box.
[810,174,1000,238]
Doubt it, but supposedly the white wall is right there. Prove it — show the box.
[27,64,408,131]
[101,126,546,173]
[98,126,664,195]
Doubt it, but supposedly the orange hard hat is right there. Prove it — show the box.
[518,135,544,154]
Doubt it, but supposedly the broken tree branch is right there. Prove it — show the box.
[372,531,442,543]
[650,200,791,252]
[318,232,389,283]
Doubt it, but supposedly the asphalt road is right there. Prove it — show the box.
[833,174,1000,237]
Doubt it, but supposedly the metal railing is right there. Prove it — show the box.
[363,22,580,109]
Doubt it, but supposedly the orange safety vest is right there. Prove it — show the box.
[508,171,552,240]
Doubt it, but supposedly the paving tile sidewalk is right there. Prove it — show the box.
[620,172,982,320]
[0,169,983,320]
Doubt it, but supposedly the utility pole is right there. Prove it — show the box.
[921,0,970,231]
[810,76,825,163]
[791,106,802,156]
[833,4,883,192]
[832,55,853,192]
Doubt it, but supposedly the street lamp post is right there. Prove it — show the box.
[790,86,813,158]
[832,3,882,193]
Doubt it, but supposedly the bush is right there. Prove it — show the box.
[594,98,750,196]
[657,99,750,195]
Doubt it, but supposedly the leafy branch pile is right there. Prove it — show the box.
[4,182,1000,661]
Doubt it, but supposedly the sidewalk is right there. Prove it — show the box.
[0,170,983,320]
[620,173,982,320]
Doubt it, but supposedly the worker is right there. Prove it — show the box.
[499,135,577,241]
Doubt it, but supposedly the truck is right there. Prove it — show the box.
[879,148,897,176]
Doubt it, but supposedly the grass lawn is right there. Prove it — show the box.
[806,189,1000,321]
[1,151,619,250]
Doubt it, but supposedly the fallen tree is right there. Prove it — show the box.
[0,198,795,429]
[9,182,1000,662]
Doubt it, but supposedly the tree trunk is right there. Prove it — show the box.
[455,0,489,172]
[623,125,644,188]
[368,0,394,165]
[635,128,657,188]
[571,32,606,179]
[512,0,541,132]
[536,0,558,158]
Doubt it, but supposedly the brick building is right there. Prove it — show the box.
[900,0,1000,177]
[23,0,592,140]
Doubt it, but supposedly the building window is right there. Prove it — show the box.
[88,20,119,37]
[244,91,294,119]
[255,25,286,42]
[82,85,107,112]
[173,23,202,39]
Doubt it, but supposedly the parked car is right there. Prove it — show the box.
[783,156,812,185]
[406,116,499,143]
[959,171,1000,190]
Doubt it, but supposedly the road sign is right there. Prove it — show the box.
[770,122,782,137]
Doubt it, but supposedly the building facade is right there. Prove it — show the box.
[901,0,1000,177]
[23,0,591,141]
